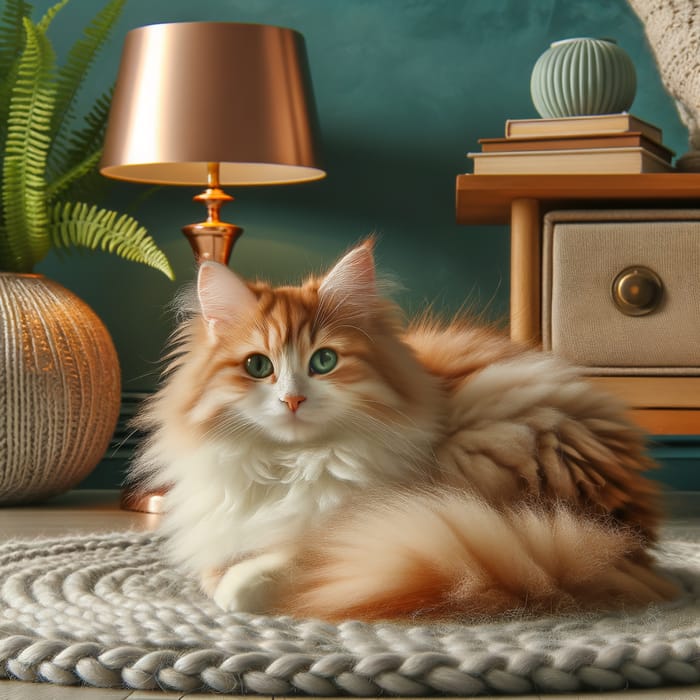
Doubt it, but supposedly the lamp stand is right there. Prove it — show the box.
[182,162,243,265]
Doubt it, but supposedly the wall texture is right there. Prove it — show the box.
[18,0,694,487]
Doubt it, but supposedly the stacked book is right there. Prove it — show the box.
[468,114,675,175]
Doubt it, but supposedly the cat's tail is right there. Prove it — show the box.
[278,489,679,622]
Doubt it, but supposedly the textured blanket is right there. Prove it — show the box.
[0,531,699,695]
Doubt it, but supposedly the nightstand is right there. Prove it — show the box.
[455,172,700,435]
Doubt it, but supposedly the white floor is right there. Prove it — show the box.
[0,490,697,700]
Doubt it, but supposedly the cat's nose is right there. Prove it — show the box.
[281,394,306,413]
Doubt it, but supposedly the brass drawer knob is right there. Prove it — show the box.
[611,266,664,316]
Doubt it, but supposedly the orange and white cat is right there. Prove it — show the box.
[131,240,677,621]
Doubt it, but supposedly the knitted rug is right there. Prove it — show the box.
[1,532,700,695]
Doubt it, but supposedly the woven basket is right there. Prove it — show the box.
[0,273,121,503]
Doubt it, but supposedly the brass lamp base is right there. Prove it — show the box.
[183,221,243,265]
[182,165,243,266]
[121,485,168,513]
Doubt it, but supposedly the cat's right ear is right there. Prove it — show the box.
[319,240,377,301]
[197,262,258,339]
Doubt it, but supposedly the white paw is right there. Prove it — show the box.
[212,552,288,613]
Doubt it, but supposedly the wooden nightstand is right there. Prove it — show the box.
[455,172,700,434]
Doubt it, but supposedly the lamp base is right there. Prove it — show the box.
[183,222,243,265]
[120,484,167,513]
[183,178,243,265]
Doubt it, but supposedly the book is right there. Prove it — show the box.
[478,132,674,162]
[467,146,674,175]
[504,114,663,143]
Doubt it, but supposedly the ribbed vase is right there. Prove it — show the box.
[0,273,121,503]
[530,38,637,118]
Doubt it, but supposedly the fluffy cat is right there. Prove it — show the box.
[131,240,678,621]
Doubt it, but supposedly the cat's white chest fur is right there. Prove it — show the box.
[160,438,395,574]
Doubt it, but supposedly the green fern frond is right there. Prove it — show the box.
[1,0,173,279]
[48,0,125,168]
[47,88,112,188]
[47,149,102,201]
[0,0,30,76]
[36,0,70,32]
[0,0,32,155]
[0,223,11,267]
[0,161,34,271]
[49,201,175,280]
[1,17,56,270]
[0,219,33,272]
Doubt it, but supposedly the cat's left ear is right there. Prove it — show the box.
[197,262,258,338]
[318,240,377,302]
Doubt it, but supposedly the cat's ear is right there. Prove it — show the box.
[318,240,376,302]
[197,262,258,338]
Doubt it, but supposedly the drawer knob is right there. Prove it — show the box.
[612,266,663,316]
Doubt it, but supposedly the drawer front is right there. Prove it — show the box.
[542,210,700,374]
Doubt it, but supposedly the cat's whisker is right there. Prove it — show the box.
[337,323,375,343]
[333,412,429,472]
[199,415,263,444]
[108,427,141,458]
[350,395,440,462]
[353,395,424,429]
[315,315,376,344]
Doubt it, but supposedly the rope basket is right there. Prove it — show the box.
[0,274,120,503]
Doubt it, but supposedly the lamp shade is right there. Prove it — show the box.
[100,22,325,186]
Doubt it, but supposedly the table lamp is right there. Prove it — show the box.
[100,21,325,266]
[100,22,325,512]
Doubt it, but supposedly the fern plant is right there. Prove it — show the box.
[0,0,174,279]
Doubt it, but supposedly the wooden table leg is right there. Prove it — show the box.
[510,198,541,346]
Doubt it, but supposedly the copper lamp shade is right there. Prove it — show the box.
[100,21,325,264]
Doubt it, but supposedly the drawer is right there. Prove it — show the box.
[542,209,700,375]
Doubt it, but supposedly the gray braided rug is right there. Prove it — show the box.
[1,532,700,695]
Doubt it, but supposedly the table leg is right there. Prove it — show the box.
[510,198,541,346]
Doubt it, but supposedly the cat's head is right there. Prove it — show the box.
[183,241,430,446]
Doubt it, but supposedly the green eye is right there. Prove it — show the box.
[245,354,274,378]
[309,348,338,375]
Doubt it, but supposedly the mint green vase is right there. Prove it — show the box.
[530,38,637,118]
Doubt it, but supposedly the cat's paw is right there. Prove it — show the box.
[212,552,287,614]
[213,567,275,613]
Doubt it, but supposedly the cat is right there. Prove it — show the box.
[131,239,678,621]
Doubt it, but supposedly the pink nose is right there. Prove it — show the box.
[281,395,306,412]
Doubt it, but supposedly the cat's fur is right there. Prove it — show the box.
[132,240,678,621]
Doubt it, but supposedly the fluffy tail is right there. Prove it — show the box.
[278,490,678,622]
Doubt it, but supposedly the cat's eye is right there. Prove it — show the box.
[309,348,338,375]
[244,354,274,378]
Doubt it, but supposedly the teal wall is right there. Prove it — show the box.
[649,438,700,491]
[17,0,696,488]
